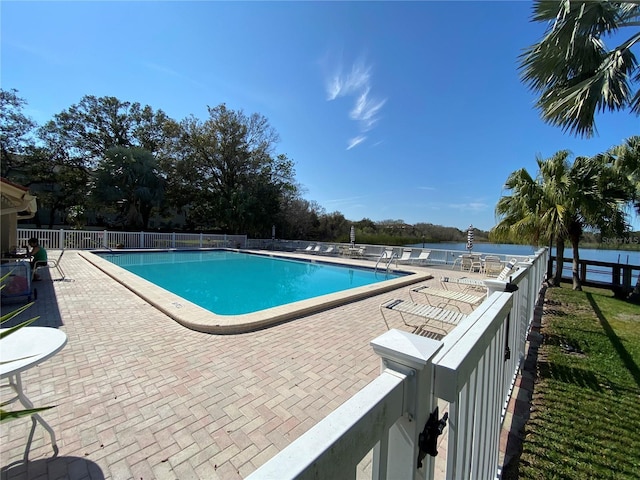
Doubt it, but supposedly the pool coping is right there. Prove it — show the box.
[79,249,433,334]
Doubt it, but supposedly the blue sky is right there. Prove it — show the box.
[2,1,639,231]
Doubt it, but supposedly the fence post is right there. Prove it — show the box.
[484,279,510,297]
[103,230,108,249]
[370,329,443,480]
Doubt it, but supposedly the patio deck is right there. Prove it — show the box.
[1,250,494,479]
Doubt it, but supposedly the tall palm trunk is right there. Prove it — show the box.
[568,220,583,290]
[553,237,565,286]
[570,234,582,291]
[546,235,554,284]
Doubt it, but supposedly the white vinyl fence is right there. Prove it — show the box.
[19,227,547,479]
[16,228,247,250]
[248,249,548,480]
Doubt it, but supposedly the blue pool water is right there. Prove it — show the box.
[100,250,403,315]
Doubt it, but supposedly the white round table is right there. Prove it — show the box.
[1,326,67,462]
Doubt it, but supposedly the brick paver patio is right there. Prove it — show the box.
[2,250,534,480]
[2,250,456,479]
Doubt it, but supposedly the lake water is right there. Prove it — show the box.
[409,242,640,266]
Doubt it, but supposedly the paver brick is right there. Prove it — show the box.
[0,250,515,479]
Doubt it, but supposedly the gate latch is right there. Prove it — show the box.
[417,407,449,468]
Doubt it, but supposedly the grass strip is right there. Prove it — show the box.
[510,286,640,479]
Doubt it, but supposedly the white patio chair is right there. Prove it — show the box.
[34,250,66,281]
[484,256,503,277]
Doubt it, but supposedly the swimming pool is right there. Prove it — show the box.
[81,249,432,334]
[98,250,404,315]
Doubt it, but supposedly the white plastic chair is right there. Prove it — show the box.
[34,250,66,281]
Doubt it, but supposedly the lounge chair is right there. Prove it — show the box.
[412,250,431,265]
[408,284,484,310]
[440,276,487,291]
[380,298,467,334]
[398,249,431,265]
[396,248,413,264]
[377,248,395,259]
[495,258,518,280]
[33,249,66,281]
[320,245,337,255]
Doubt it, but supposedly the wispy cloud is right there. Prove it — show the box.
[347,135,367,150]
[7,40,66,66]
[143,61,206,89]
[324,193,372,205]
[449,202,489,212]
[324,57,386,150]
[326,62,371,101]
[350,87,386,131]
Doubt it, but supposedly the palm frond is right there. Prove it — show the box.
[521,0,640,137]
[0,406,55,423]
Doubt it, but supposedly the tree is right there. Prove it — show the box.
[492,155,570,285]
[0,89,36,177]
[317,211,349,241]
[37,96,180,228]
[608,136,640,297]
[491,150,631,289]
[19,145,89,229]
[537,151,573,286]
[169,104,296,234]
[607,135,640,215]
[520,0,640,137]
[563,154,632,289]
[277,198,323,240]
[92,147,164,229]
[44,95,179,168]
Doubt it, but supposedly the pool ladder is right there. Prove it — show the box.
[375,251,397,273]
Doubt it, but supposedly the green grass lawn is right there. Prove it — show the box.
[511,285,640,479]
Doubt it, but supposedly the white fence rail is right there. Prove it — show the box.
[15,228,247,250]
[433,292,514,479]
[249,248,548,480]
[19,228,547,479]
[249,238,531,268]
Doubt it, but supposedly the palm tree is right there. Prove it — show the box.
[92,147,165,229]
[520,1,640,137]
[492,151,572,285]
[537,150,573,286]
[492,168,546,244]
[493,150,632,290]
[607,135,640,215]
[603,136,640,296]
[562,154,632,289]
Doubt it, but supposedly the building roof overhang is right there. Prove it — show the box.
[0,177,37,219]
